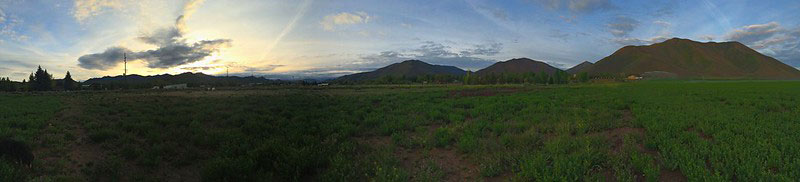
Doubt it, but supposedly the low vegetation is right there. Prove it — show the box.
[1,81,799,181]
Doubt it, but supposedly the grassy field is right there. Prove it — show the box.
[2,81,800,181]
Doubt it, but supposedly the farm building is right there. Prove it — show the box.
[164,83,188,89]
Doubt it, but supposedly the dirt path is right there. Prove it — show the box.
[33,96,107,180]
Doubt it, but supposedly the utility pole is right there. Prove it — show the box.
[123,52,128,90]
[124,52,127,77]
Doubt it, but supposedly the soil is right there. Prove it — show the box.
[33,97,107,179]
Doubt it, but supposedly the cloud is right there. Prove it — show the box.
[136,39,231,68]
[608,16,639,37]
[722,22,800,66]
[609,19,674,46]
[473,6,509,21]
[530,0,613,13]
[0,8,5,23]
[724,22,782,45]
[77,47,130,70]
[612,36,670,46]
[567,0,613,13]
[698,35,715,41]
[320,12,371,31]
[0,9,28,42]
[354,41,502,71]
[78,0,231,70]
[243,65,285,72]
[180,66,218,71]
[653,20,671,27]
[72,0,123,22]
[546,61,566,69]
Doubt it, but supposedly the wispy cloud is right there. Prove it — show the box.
[530,0,614,13]
[723,22,800,66]
[72,0,123,22]
[608,16,638,37]
[724,22,782,45]
[0,8,28,42]
[320,12,371,31]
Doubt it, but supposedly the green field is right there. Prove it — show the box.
[2,81,800,181]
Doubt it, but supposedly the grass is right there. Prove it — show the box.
[2,81,800,181]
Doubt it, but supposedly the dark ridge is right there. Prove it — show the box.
[586,38,800,79]
[336,60,466,81]
[475,58,562,76]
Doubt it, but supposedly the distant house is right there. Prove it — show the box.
[164,83,188,89]
[317,83,329,86]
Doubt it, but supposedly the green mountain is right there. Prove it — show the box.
[475,58,561,76]
[566,61,594,74]
[336,60,466,81]
[587,38,800,79]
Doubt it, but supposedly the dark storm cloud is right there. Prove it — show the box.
[78,15,231,70]
[137,39,231,69]
[77,47,130,70]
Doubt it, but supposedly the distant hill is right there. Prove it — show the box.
[84,72,291,88]
[336,60,466,81]
[566,61,594,74]
[587,38,800,79]
[475,58,561,75]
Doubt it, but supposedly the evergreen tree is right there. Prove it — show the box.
[63,71,76,90]
[31,66,54,91]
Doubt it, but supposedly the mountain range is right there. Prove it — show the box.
[337,38,800,80]
[585,38,800,79]
[475,58,561,76]
[84,72,293,87]
[336,60,466,81]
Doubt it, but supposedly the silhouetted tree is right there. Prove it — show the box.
[0,77,15,91]
[30,66,54,91]
[63,71,76,91]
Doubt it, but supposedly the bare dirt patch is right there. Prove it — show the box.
[33,97,107,179]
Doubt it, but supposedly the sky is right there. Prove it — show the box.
[0,0,799,81]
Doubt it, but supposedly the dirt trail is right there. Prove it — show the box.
[33,96,107,180]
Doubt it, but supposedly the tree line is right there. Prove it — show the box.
[340,71,597,85]
[0,66,76,92]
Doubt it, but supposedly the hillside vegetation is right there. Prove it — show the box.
[3,81,800,181]
[588,38,800,79]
